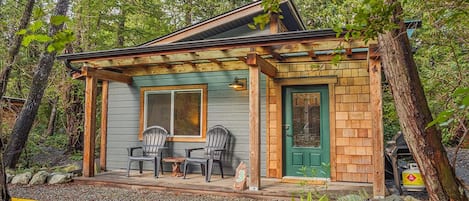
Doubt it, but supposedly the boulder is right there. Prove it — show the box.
[29,171,49,185]
[48,173,72,184]
[61,163,81,173]
[11,172,32,185]
[6,173,13,183]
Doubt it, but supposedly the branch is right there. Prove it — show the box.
[451,119,468,169]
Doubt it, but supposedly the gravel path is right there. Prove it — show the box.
[9,183,266,201]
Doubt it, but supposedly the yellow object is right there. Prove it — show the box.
[12,198,36,201]
[402,163,425,191]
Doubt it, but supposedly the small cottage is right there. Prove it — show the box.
[57,0,413,197]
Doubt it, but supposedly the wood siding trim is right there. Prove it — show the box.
[369,54,385,197]
[138,84,208,142]
[249,65,261,190]
[84,76,98,177]
[246,53,278,78]
[100,81,109,171]
[328,83,337,181]
[74,67,132,84]
[275,83,283,178]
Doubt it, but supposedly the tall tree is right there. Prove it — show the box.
[258,0,468,199]
[4,0,71,169]
[0,0,36,200]
[378,1,467,199]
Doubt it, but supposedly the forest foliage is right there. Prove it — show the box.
[0,0,467,168]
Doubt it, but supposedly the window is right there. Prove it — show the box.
[139,85,207,142]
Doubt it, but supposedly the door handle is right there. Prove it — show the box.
[283,124,293,137]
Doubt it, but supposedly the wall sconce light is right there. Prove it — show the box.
[228,77,247,91]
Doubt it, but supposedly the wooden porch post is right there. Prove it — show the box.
[84,75,98,177]
[100,80,109,171]
[248,62,261,191]
[369,45,385,198]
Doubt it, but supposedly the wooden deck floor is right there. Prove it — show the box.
[73,170,373,200]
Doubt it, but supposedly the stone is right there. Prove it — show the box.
[29,171,49,185]
[11,172,32,185]
[233,161,247,191]
[48,173,72,184]
[6,173,13,183]
[61,163,81,173]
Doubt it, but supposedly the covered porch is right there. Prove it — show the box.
[58,28,386,198]
[74,170,373,200]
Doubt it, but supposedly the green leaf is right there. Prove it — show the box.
[318,194,329,201]
[17,29,27,35]
[454,88,469,97]
[34,34,52,42]
[462,95,469,107]
[30,21,44,32]
[51,15,69,26]
[306,192,312,201]
[47,45,56,53]
[21,35,34,46]
[331,54,342,65]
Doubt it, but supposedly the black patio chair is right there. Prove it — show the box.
[183,125,230,182]
[127,126,168,177]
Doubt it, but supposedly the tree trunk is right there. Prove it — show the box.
[0,0,35,99]
[117,3,125,47]
[378,1,468,200]
[184,0,193,26]
[44,96,58,137]
[0,0,35,200]
[63,82,84,153]
[0,139,10,201]
[4,0,70,169]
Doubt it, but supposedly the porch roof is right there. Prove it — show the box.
[57,29,345,62]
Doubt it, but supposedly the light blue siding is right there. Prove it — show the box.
[106,70,268,176]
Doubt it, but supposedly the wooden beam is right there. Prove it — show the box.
[246,53,277,78]
[237,57,247,63]
[72,39,370,68]
[209,59,222,66]
[74,67,132,84]
[369,52,385,198]
[184,61,196,68]
[83,76,98,177]
[308,50,317,59]
[125,60,249,76]
[100,80,109,171]
[262,46,284,61]
[345,48,352,57]
[369,44,380,59]
[249,64,261,191]
[270,13,279,34]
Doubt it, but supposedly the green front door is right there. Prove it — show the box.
[283,85,330,177]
